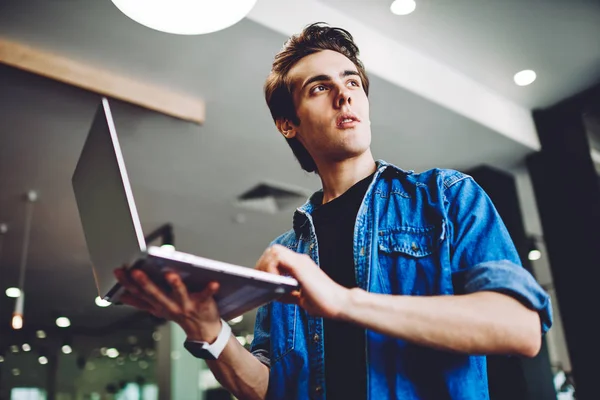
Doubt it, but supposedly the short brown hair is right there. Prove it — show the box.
[264,22,370,173]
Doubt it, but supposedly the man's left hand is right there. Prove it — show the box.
[254,244,351,319]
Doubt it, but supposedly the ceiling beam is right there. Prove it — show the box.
[0,37,205,124]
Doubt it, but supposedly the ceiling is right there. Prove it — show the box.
[0,0,598,341]
[320,0,600,110]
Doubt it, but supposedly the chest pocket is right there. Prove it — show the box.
[270,303,297,364]
[377,227,446,295]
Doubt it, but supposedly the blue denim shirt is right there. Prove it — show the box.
[250,160,552,400]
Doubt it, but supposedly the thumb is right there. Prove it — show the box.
[270,245,308,278]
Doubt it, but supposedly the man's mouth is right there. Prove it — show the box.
[336,113,361,128]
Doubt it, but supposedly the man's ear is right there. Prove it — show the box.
[276,119,297,139]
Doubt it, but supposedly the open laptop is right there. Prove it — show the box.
[72,97,299,321]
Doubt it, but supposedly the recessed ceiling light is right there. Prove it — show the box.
[95,296,111,307]
[514,69,537,86]
[5,287,21,298]
[22,343,31,352]
[56,317,71,328]
[390,0,416,16]
[38,356,48,365]
[36,330,46,339]
[229,315,243,325]
[62,345,73,354]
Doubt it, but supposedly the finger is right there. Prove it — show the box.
[119,292,156,313]
[266,245,306,277]
[279,291,301,305]
[130,269,181,316]
[189,281,220,305]
[165,272,192,311]
[262,249,282,275]
[116,268,161,308]
[254,247,274,271]
[115,267,138,292]
[116,268,149,297]
[255,246,288,275]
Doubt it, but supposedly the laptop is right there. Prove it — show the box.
[72,97,299,321]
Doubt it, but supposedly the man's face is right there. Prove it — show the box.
[280,50,371,165]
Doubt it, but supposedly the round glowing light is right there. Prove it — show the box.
[161,244,176,252]
[110,0,258,35]
[62,345,73,354]
[390,0,416,16]
[22,343,31,352]
[56,317,71,328]
[11,314,23,330]
[106,348,120,359]
[0,356,4,363]
[528,249,542,261]
[95,296,111,307]
[229,315,243,325]
[5,287,21,298]
[514,70,537,86]
[36,330,46,339]
[38,356,48,365]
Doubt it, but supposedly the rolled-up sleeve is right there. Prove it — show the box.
[250,303,271,368]
[445,174,553,334]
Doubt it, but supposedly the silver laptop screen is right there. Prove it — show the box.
[72,98,146,298]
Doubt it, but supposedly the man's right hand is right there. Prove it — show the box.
[114,267,222,343]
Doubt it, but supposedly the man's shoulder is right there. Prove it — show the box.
[405,167,471,191]
[269,229,298,248]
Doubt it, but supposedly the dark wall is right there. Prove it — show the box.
[527,84,600,400]
[467,166,557,400]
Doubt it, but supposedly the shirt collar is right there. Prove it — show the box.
[292,160,413,238]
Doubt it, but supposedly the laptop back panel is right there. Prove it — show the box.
[72,98,147,299]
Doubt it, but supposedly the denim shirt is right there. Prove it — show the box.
[250,160,553,400]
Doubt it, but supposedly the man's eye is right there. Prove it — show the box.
[311,85,327,93]
[349,80,360,87]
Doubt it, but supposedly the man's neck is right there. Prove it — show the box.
[317,151,377,204]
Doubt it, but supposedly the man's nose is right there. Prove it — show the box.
[336,88,352,108]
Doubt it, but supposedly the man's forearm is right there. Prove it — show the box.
[206,335,269,400]
[340,290,541,357]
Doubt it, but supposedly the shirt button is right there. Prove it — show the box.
[360,247,365,256]
[411,243,419,252]
[315,385,323,395]
[309,243,315,251]
[313,334,320,343]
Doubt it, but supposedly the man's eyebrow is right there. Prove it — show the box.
[300,70,360,91]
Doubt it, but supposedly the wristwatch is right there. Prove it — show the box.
[183,319,232,360]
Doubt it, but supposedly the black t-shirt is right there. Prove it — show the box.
[312,173,373,400]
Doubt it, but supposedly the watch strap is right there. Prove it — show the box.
[184,319,231,360]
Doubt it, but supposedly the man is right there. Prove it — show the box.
[115,23,552,399]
